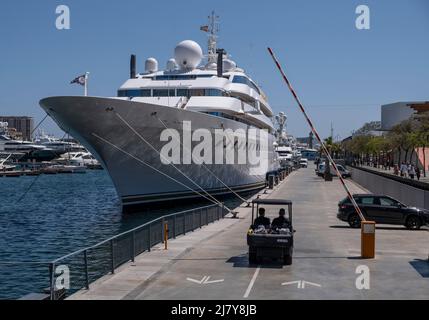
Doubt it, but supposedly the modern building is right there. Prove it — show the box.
[0,116,34,140]
[381,101,429,130]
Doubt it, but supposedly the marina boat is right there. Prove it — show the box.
[0,154,17,171]
[34,130,86,154]
[273,112,296,167]
[0,122,59,162]
[40,13,279,211]
[56,151,102,169]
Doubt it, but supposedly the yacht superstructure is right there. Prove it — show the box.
[40,14,279,211]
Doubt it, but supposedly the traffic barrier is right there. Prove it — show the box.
[361,221,376,258]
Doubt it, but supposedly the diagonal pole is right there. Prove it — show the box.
[267,47,365,222]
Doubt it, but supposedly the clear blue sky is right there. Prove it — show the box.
[0,0,428,140]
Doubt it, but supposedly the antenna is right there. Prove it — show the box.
[206,11,220,64]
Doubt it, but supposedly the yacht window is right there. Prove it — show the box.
[154,74,214,81]
[124,89,140,97]
[190,89,205,96]
[153,89,175,97]
[232,75,247,85]
[232,76,261,95]
[205,89,223,96]
[118,88,226,98]
[176,89,190,97]
[140,89,151,97]
[118,89,151,97]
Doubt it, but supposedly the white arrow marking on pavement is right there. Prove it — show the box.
[282,280,321,289]
[187,276,207,284]
[301,281,321,289]
[203,276,224,284]
[187,276,224,285]
[282,281,302,288]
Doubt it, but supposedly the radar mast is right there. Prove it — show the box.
[206,11,220,64]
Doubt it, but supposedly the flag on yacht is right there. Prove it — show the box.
[200,25,209,32]
[70,74,86,86]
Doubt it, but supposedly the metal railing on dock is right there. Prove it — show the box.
[47,203,228,300]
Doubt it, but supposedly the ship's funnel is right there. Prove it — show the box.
[130,54,136,78]
[217,49,224,78]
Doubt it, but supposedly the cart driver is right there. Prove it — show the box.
[253,207,271,228]
[271,208,290,230]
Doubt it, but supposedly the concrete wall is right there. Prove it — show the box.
[350,167,429,209]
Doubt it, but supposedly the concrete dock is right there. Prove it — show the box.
[70,165,429,300]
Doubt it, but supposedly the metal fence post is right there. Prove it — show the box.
[148,224,152,252]
[49,262,55,300]
[173,215,177,239]
[110,239,115,274]
[206,207,209,224]
[161,218,165,243]
[84,250,89,290]
[131,232,135,262]
[183,212,186,235]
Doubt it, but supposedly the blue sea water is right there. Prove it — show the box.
[0,170,245,299]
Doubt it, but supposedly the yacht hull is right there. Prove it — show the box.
[39,96,278,211]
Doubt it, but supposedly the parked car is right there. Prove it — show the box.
[337,194,429,230]
[299,158,308,168]
[316,163,351,178]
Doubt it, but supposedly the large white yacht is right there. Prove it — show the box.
[0,122,46,153]
[40,14,279,211]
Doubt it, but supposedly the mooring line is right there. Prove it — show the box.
[92,133,231,211]
[114,112,231,211]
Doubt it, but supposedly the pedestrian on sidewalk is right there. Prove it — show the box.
[400,162,407,177]
[408,164,416,180]
[416,167,421,181]
[393,164,399,176]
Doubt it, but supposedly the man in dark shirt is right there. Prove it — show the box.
[253,208,270,228]
[271,208,290,230]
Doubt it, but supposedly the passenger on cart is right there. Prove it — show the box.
[253,208,271,228]
[271,208,291,230]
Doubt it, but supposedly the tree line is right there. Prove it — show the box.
[323,113,429,176]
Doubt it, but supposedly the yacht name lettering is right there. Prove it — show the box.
[160,121,269,167]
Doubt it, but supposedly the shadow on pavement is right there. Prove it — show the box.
[226,254,284,269]
[409,259,429,278]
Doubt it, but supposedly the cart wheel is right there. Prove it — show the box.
[284,254,292,265]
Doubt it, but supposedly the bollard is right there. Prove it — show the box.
[268,175,275,189]
[361,221,376,259]
[164,221,169,250]
[275,175,279,185]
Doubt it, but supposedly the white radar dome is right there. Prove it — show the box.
[145,57,158,73]
[174,40,203,70]
[166,58,178,71]
[223,59,237,72]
